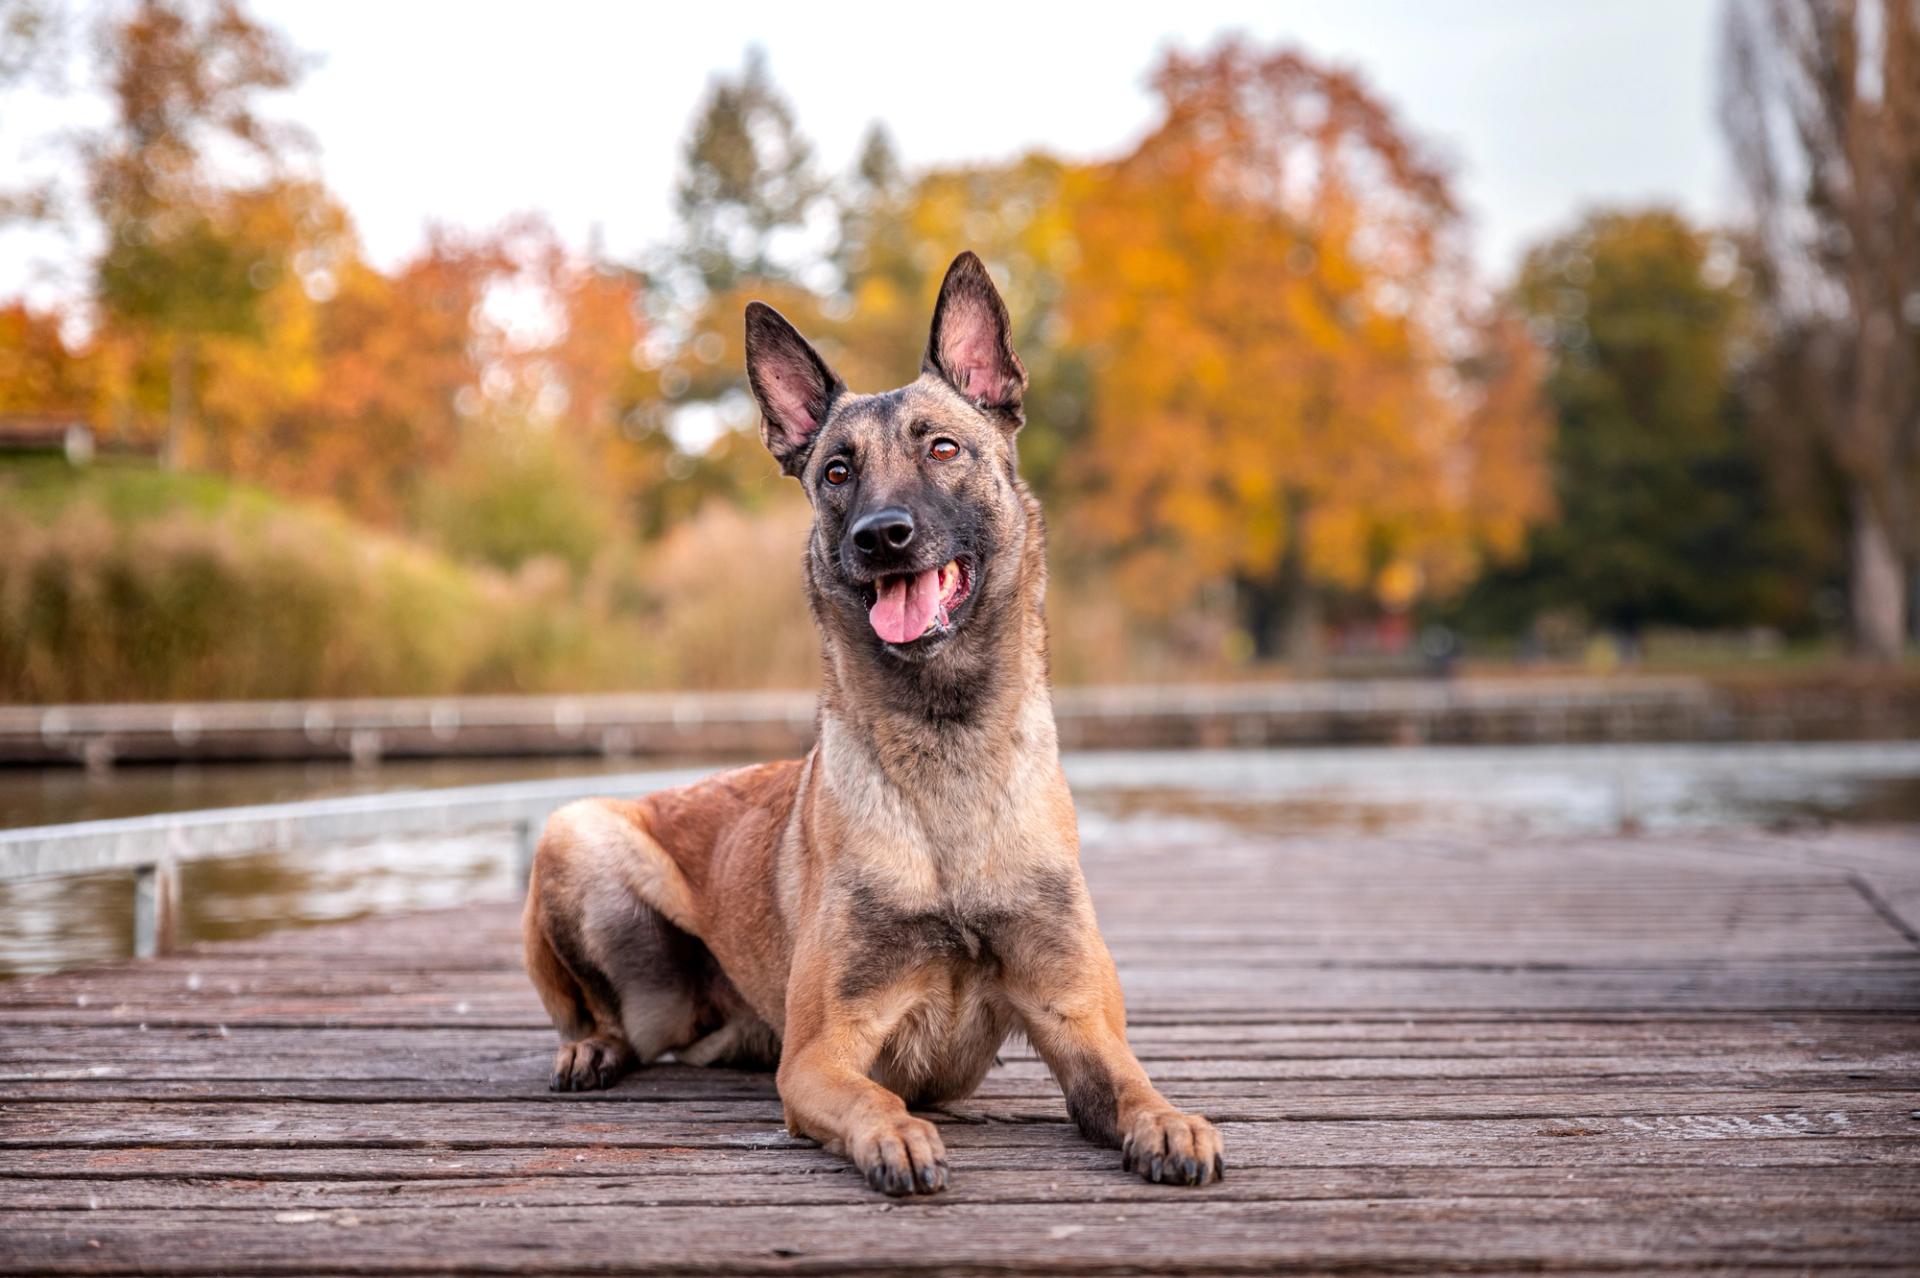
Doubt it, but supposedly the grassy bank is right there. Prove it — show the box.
[0,460,668,702]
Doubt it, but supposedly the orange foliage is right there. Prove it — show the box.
[1063,40,1549,622]
[0,305,96,418]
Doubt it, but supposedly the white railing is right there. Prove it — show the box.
[0,767,710,957]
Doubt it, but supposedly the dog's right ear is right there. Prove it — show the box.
[744,302,845,476]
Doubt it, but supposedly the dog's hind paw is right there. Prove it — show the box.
[549,1035,635,1092]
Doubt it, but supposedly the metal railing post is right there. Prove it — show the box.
[132,856,179,958]
[513,818,538,894]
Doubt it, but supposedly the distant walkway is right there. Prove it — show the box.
[1,816,1916,1272]
[7,673,1917,766]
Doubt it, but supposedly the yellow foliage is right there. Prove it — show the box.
[1062,39,1551,617]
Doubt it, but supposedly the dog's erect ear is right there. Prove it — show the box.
[924,251,1027,425]
[745,302,845,476]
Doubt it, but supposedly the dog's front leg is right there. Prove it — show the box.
[776,976,949,1197]
[1007,937,1225,1186]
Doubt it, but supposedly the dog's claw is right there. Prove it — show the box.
[1122,1109,1224,1187]
[549,1036,635,1093]
[854,1114,949,1197]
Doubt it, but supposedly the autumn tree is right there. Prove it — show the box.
[1721,0,1920,660]
[84,0,306,465]
[832,153,1088,495]
[1064,39,1549,663]
[226,214,507,521]
[0,301,95,417]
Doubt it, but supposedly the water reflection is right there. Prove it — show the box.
[1065,743,1920,840]
[3,743,1917,977]
[181,833,515,944]
[0,830,521,976]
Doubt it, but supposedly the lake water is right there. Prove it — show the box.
[3,742,1918,977]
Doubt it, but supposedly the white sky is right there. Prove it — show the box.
[1,0,1730,305]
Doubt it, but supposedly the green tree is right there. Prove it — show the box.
[1461,209,1818,638]
[670,47,822,297]
[642,50,835,531]
[84,0,306,466]
[830,122,907,289]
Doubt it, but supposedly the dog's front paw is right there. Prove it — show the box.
[1121,1108,1224,1186]
[851,1113,949,1197]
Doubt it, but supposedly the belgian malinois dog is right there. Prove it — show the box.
[523,252,1223,1195]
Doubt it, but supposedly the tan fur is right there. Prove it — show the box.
[523,254,1223,1195]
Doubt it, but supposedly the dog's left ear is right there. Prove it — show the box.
[924,251,1027,428]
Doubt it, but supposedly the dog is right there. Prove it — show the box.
[522,251,1223,1195]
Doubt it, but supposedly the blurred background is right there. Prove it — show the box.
[2,0,1914,702]
[2,0,1919,974]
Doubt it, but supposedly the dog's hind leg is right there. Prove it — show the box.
[522,799,711,1091]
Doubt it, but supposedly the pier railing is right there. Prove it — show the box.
[0,767,708,957]
[5,676,1915,768]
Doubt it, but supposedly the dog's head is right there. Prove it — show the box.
[745,252,1035,668]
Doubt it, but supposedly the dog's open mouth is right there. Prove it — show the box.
[864,556,974,645]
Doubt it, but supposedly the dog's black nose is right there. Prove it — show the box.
[850,507,916,557]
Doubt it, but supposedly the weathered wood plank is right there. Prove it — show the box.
[8,1132,1915,1182]
[5,1199,1916,1276]
[11,1066,1904,1105]
[6,1164,1918,1211]
[4,1081,1914,1128]
[4,1102,1912,1154]
[6,1019,1913,1068]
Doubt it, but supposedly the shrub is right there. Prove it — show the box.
[0,460,649,701]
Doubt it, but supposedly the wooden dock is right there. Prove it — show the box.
[9,674,1920,766]
[2,814,1918,1273]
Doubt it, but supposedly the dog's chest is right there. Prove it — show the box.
[838,886,1026,1001]
[853,895,1025,1104]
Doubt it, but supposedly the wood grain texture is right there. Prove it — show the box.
[2,822,1916,1274]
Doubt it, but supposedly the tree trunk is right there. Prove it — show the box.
[1240,576,1285,662]
[164,339,192,470]
[1849,483,1906,662]
[1910,559,1920,647]
[1279,492,1322,673]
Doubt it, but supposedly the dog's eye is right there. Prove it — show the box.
[928,438,960,461]
[823,459,852,486]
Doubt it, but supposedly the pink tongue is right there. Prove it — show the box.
[869,569,942,643]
